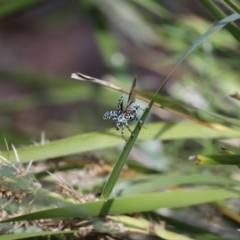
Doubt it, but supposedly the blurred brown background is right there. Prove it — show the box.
[0,0,238,148]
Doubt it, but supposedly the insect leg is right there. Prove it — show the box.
[134,115,143,124]
[133,115,147,129]
[115,122,120,131]
[124,120,135,138]
[127,125,135,138]
[120,125,128,142]
[140,106,147,111]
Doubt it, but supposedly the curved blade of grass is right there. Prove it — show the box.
[2,188,238,223]
[101,13,240,200]
[154,225,202,240]
[223,0,240,14]
[132,0,172,18]
[200,0,240,42]
[138,91,240,136]
[1,121,232,163]
[189,154,240,165]
[154,12,240,96]
[101,101,153,200]
[117,174,239,196]
[1,218,194,240]
[155,214,229,240]
[71,72,122,91]
[110,215,195,240]
[72,69,240,133]
[213,202,240,224]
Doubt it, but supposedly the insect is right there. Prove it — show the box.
[103,77,145,142]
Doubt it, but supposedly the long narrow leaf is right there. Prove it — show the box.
[101,100,154,199]
[0,122,233,163]
[200,0,240,42]
[101,13,240,200]
[155,12,240,95]
[117,174,238,196]
[2,188,238,222]
[190,154,240,165]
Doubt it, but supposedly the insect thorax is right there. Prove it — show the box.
[132,105,140,113]
[126,105,140,115]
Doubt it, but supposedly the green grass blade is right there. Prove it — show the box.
[110,215,195,240]
[100,12,240,200]
[132,0,172,18]
[73,16,240,196]
[2,188,238,222]
[190,154,240,165]
[155,12,240,95]
[101,100,154,200]
[0,121,236,164]
[118,174,239,196]
[200,0,240,42]
[73,14,240,201]
[138,91,240,136]
[223,0,240,13]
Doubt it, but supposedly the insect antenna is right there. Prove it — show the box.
[126,76,137,109]
[117,95,124,114]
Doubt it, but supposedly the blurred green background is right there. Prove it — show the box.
[1,0,240,169]
[0,0,239,170]
[2,0,239,148]
[1,1,240,239]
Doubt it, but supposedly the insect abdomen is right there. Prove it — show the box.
[103,111,118,120]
